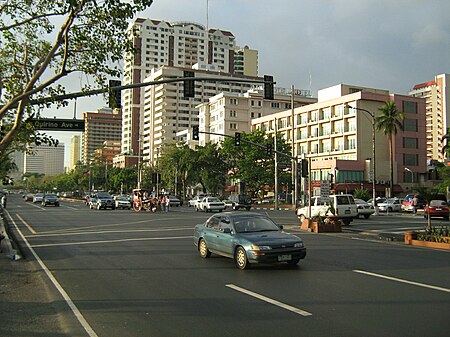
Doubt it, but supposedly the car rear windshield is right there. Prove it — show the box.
[335,196,355,205]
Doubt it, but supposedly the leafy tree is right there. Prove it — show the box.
[353,188,371,201]
[196,142,228,195]
[0,0,154,155]
[375,101,404,197]
[220,129,291,198]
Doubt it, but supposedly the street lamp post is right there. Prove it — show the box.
[346,105,378,214]
[404,167,413,185]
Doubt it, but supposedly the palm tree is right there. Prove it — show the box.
[375,101,404,197]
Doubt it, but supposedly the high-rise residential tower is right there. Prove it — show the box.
[409,73,449,162]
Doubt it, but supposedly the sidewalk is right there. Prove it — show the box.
[0,210,71,336]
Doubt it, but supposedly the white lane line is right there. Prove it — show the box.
[27,227,193,238]
[226,284,312,317]
[31,235,192,248]
[16,214,37,235]
[353,270,450,293]
[5,210,98,337]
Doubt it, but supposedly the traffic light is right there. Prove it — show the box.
[192,125,199,141]
[108,80,122,109]
[301,159,309,177]
[266,143,273,156]
[264,75,274,100]
[183,71,195,98]
[234,132,241,146]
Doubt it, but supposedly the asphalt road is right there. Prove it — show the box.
[3,195,450,337]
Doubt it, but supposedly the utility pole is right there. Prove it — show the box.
[274,119,279,210]
[291,85,296,208]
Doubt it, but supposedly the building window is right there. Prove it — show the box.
[271,102,280,109]
[403,137,418,149]
[404,153,418,166]
[403,101,417,114]
[404,118,418,132]
[230,98,238,105]
[230,123,237,130]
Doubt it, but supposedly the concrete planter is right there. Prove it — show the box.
[404,231,450,250]
[300,218,342,233]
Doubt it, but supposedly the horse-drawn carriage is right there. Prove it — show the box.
[132,188,159,212]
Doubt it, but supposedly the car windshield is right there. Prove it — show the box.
[232,215,280,233]
[208,197,220,202]
[116,196,127,201]
[46,194,57,198]
[97,192,111,198]
[430,200,447,206]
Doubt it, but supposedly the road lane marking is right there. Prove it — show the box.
[31,235,192,248]
[353,270,450,293]
[4,210,98,337]
[27,227,193,238]
[16,214,37,235]
[226,284,312,316]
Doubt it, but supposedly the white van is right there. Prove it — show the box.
[296,194,358,225]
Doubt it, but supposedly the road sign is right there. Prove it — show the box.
[27,118,85,131]
[320,180,330,198]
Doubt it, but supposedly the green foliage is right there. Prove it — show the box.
[0,0,154,155]
[220,129,291,197]
[353,188,371,201]
[417,226,450,243]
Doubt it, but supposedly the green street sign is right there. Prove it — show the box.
[27,118,85,131]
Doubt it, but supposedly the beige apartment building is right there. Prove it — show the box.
[409,73,449,163]
[252,84,427,196]
[196,87,317,146]
[69,135,81,170]
[141,66,266,163]
[122,18,259,159]
[82,107,122,164]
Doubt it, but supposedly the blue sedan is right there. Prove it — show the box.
[193,212,306,269]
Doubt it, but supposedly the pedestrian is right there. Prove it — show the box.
[412,195,418,215]
[1,193,6,209]
[165,196,170,212]
[161,195,167,212]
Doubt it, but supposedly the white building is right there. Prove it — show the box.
[121,18,258,160]
[409,73,450,162]
[142,66,265,163]
[23,143,65,176]
[197,87,316,146]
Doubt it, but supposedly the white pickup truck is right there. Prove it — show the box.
[296,194,358,225]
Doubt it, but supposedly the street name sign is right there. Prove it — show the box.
[27,118,85,131]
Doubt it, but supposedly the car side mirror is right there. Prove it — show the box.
[223,228,232,234]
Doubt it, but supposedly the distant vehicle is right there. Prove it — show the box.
[424,200,449,220]
[377,198,402,212]
[296,194,358,225]
[42,194,60,207]
[196,197,226,212]
[401,194,425,212]
[24,193,34,202]
[193,212,306,269]
[228,194,252,211]
[114,195,131,210]
[33,193,44,203]
[354,198,374,219]
[167,195,181,207]
[188,195,204,207]
[93,191,115,210]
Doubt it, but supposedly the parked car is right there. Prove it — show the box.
[33,193,44,203]
[424,200,449,220]
[42,193,60,207]
[296,194,358,225]
[354,198,374,219]
[228,194,252,211]
[401,194,426,212]
[114,195,131,210]
[93,191,115,210]
[193,212,307,269]
[196,197,226,212]
[377,198,402,212]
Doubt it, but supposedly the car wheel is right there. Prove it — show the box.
[199,239,211,258]
[235,247,249,270]
[388,207,393,212]
[287,258,300,266]
[364,214,370,219]
[246,207,251,211]
[56,204,60,207]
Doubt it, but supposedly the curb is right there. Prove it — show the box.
[0,210,21,260]
[342,227,405,242]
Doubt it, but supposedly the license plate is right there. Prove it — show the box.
[436,208,442,211]
[345,210,350,214]
[278,254,292,262]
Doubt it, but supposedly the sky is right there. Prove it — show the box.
[44,0,450,166]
